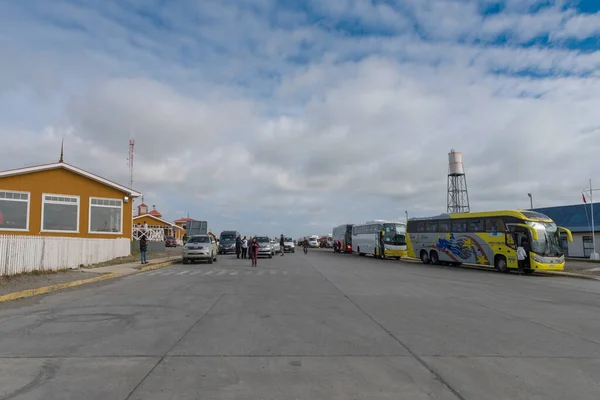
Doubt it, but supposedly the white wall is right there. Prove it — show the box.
[0,235,131,276]
[567,232,600,258]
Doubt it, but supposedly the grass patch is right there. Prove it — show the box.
[0,268,71,284]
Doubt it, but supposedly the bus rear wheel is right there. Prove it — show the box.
[429,251,439,265]
[420,250,430,264]
[495,256,508,273]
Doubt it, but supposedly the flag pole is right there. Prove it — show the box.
[591,179,598,260]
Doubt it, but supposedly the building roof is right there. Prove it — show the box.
[0,162,141,197]
[148,209,162,217]
[174,217,196,223]
[133,214,175,227]
[533,203,600,233]
[138,203,148,208]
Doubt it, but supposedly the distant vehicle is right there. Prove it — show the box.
[165,236,177,247]
[270,238,280,254]
[353,220,407,259]
[219,230,239,254]
[333,224,353,253]
[327,234,333,248]
[255,236,274,258]
[183,235,218,264]
[283,237,295,253]
[308,236,319,248]
[318,236,328,248]
[186,220,208,237]
[406,210,573,273]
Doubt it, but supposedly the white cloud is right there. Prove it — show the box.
[0,0,599,236]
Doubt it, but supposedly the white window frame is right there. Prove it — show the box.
[88,197,123,235]
[0,190,30,232]
[41,193,80,233]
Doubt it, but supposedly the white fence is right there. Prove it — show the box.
[0,235,131,276]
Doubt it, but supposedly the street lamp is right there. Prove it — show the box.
[527,193,533,210]
[405,211,408,224]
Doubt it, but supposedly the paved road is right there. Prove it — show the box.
[1,249,600,399]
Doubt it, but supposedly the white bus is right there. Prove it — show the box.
[352,220,407,259]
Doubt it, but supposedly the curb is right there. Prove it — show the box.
[0,273,117,303]
[401,257,599,280]
[0,259,180,304]
[139,259,180,272]
[536,271,600,281]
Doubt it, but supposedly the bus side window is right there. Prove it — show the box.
[485,218,505,232]
[452,220,467,233]
[426,221,437,232]
[438,220,450,232]
[417,222,426,233]
[468,219,483,232]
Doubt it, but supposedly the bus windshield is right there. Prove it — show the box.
[383,223,406,246]
[526,221,563,256]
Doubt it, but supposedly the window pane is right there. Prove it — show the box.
[90,206,122,233]
[0,199,28,229]
[452,220,467,232]
[485,218,505,232]
[438,221,450,232]
[43,203,78,231]
[426,221,437,232]
[417,222,426,233]
[468,219,483,232]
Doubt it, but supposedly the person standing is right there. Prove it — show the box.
[379,230,386,259]
[279,234,285,256]
[241,236,248,259]
[249,237,259,267]
[236,234,242,259]
[139,234,148,264]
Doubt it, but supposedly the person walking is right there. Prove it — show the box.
[236,234,242,259]
[249,237,259,267]
[379,230,386,259]
[279,234,285,256]
[139,234,148,264]
[241,236,248,259]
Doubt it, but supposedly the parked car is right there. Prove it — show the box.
[219,230,239,254]
[183,235,218,264]
[165,236,177,247]
[309,236,319,248]
[283,237,295,253]
[255,236,274,258]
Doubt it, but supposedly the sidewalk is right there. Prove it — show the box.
[0,255,181,303]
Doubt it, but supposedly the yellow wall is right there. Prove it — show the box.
[0,168,134,239]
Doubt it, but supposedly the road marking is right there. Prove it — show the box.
[161,271,176,276]
[282,271,288,275]
[258,270,266,275]
[147,271,164,276]
[188,270,204,275]
[229,271,239,275]
[203,271,215,276]
[176,271,190,275]
[269,270,277,275]
[216,270,228,276]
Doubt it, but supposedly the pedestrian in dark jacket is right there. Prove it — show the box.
[249,237,259,267]
[279,234,285,256]
[139,235,148,264]
[236,235,242,259]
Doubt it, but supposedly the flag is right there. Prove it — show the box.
[583,193,587,203]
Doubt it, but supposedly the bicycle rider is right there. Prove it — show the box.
[303,237,309,253]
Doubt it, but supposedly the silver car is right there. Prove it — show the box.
[183,235,218,264]
[255,236,274,258]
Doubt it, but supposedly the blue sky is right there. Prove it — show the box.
[1,0,599,237]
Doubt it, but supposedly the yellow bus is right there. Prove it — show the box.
[406,210,573,273]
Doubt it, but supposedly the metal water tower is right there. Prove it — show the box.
[447,149,470,213]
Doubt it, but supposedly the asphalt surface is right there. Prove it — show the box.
[1,249,599,399]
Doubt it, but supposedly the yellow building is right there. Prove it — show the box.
[0,161,141,238]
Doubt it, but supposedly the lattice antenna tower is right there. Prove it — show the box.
[447,149,470,213]
[127,138,135,189]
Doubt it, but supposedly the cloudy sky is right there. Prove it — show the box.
[1,0,599,236]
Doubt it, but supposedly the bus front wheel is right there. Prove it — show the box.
[420,250,430,264]
[495,256,509,273]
